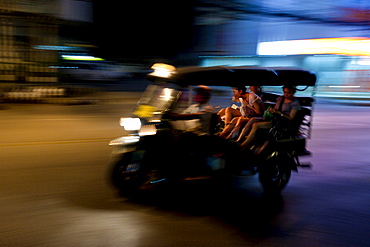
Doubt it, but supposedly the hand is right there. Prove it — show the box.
[232,96,239,102]
[269,108,276,113]
[270,108,282,115]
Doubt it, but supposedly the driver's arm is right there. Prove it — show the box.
[169,104,202,120]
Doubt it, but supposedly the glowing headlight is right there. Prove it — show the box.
[149,63,176,78]
[120,117,141,131]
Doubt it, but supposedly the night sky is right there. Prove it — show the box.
[92,0,197,63]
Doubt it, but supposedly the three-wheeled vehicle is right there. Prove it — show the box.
[108,64,316,195]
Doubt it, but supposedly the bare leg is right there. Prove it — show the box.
[227,117,250,139]
[217,108,225,118]
[240,121,271,150]
[219,117,239,138]
[236,117,262,142]
[224,107,241,124]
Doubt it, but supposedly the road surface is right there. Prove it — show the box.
[1,98,369,246]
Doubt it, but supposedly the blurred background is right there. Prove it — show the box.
[1,0,370,99]
[2,1,370,246]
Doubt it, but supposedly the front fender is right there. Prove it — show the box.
[109,136,140,155]
[109,134,163,155]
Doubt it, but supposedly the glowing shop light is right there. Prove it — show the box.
[33,45,85,51]
[61,55,105,61]
[328,86,361,88]
[257,37,370,56]
[356,58,370,65]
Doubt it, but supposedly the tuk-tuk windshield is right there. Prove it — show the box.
[133,84,180,119]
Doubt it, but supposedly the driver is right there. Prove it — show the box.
[170,85,215,135]
[167,85,216,178]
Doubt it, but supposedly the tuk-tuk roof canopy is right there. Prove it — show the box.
[147,65,316,87]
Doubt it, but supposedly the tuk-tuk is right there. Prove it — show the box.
[109,64,316,195]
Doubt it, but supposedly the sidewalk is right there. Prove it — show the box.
[0,83,143,105]
[315,91,370,106]
[42,91,143,105]
[2,83,370,106]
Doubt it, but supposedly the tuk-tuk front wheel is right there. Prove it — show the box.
[110,152,147,196]
[258,155,292,194]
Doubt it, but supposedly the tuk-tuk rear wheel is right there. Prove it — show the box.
[258,155,292,195]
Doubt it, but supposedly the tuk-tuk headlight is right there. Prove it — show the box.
[120,117,141,131]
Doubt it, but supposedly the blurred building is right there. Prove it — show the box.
[193,0,370,95]
[3,0,370,96]
[0,0,93,84]
[92,0,196,64]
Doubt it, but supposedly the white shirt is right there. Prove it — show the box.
[181,103,215,134]
[239,92,261,117]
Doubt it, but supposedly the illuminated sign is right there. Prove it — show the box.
[257,37,370,56]
[61,55,104,61]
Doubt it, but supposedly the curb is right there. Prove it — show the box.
[316,97,370,106]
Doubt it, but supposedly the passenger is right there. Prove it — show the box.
[216,87,243,124]
[226,85,265,139]
[217,85,263,122]
[219,86,264,139]
[250,85,264,101]
[239,85,301,150]
[171,85,214,135]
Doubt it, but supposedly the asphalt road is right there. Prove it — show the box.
[1,98,370,247]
